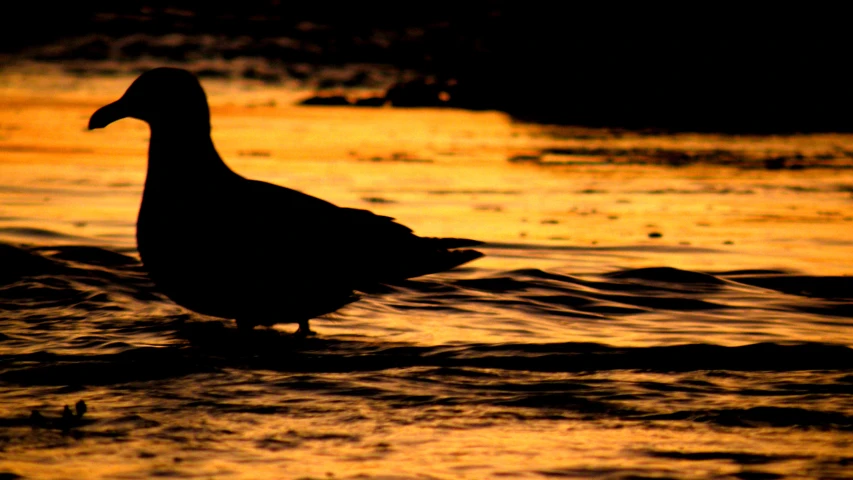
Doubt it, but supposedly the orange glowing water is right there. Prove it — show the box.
[4,73,853,275]
[1,70,852,479]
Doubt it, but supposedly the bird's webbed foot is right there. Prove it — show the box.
[295,320,316,338]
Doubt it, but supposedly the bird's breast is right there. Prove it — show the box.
[137,184,230,267]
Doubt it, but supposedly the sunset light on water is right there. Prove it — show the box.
[2,5,853,479]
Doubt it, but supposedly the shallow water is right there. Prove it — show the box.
[1,71,853,479]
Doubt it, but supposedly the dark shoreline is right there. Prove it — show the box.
[4,3,852,133]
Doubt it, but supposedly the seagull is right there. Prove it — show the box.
[88,67,483,335]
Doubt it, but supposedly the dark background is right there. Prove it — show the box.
[4,2,850,132]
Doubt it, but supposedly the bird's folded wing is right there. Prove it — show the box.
[231,180,481,282]
[337,207,413,236]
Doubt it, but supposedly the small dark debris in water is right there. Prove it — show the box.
[724,240,734,245]
[764,157,789,170]
[389,152,428,163]
[29,400,88,431]
[29,410,44,424]
[679,241,691,245]
[519,232,527,237]
[361,197,395,204]
[648,232,663,238]
[508,154,541,163]
[245,99,277,108]
[474,205,503,212]
[139,451,157,459]
[608,215,619,220]
[541,219,559,224]
[238,150,271,157]
[785,186,820,193]
[430,189,520,195]
[72,221,87,228]
[579,189,607,194]
[360,152,433,163]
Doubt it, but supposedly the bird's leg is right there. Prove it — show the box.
[295,320,315,337]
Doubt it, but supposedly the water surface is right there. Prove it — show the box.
[1,71,852,479]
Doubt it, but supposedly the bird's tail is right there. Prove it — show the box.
[399,237,484,279]
[430,248,484,272]
[356,237,485,290]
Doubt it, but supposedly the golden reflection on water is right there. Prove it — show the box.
[3,73,853,275]
[2,71,853,479]
[3,378,851,479]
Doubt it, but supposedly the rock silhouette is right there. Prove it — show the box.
[88,68,483,334]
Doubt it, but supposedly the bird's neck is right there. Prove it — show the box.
[146,127,235,186]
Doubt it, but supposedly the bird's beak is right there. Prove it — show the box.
[88,98,130,130]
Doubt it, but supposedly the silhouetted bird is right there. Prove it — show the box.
[88,68,483,335]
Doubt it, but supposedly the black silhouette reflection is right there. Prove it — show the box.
[88,68,483,335]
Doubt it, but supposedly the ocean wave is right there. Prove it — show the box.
[3,241,852,350]
[2,240,851,477]
[2,241,853,396]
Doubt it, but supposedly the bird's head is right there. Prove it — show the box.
[88,68,211,132]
